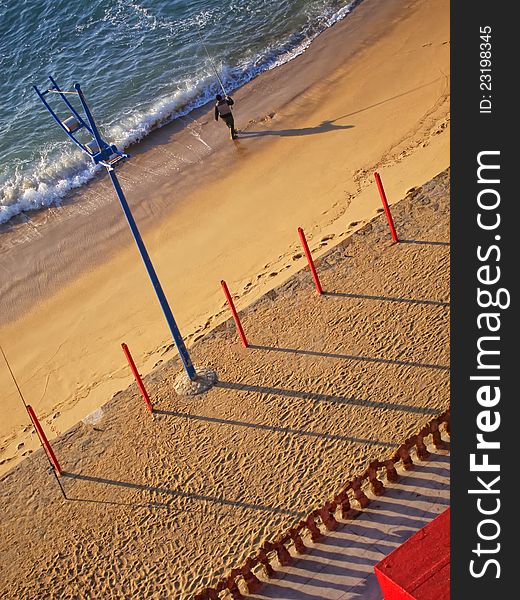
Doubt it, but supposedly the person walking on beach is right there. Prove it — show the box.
[215,94,238,140]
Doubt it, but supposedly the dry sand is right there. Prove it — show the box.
[0,168,450,598]
[0,0,449,475]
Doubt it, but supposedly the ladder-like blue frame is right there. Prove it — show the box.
[33,76,196,381]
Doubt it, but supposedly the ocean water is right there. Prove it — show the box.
[0,0,359,226]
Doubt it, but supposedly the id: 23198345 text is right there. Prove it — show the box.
[480,25,492,114]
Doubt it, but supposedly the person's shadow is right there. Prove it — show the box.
[238,118,353,138]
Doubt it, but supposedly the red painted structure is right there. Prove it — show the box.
[374,172,399,243]
[297,227,323,295]
[221,280,249,348]
[121,343,154,413]
[26,405,62,475]
[374,508,450,599]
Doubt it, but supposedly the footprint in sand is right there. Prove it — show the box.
[319,234,335,246]
[261,111,276,122]
[432,121,448,135]
[292,252,303,261]
[348,221,360,228]
[269,272,278,277]
[161,342,174,355]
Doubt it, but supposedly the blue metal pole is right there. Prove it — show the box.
[74,83,106,150]
[107,169,196,380]
[70,83,196,380]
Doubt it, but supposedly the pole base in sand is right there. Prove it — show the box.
[173,366,217,396]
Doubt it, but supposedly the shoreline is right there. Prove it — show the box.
[0,0,428,325]
[0,0,450,477]
[0,0,363,231]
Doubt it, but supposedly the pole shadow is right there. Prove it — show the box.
[254,450,449,599]
[239,120,353,138]
[329,78,447,121]
[254,584,329,600]
[154,409,397,448]
[333,522,417,544]
[399,239,450,247]
[61,472,303,517]
[384,492,450,506]
[409,463,450,476]
[366,499,442,521]
[249,344,449,372]
[323,291,450,307]
[215,380,439,416]
[64,495,171,510]
[386,474,451,491]
[277,560,371,585]
[307,540,391,562]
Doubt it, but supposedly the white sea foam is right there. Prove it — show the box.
[0,150,97,225]
[0,0,359,226]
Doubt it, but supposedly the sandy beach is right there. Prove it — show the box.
[1,0,452,581]
[0,0,449,478]
[0,165,450,598]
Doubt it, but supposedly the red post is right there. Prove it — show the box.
[121,343,153,413]
[298,227,323,295]
[374,172,399,243]
[221,280,248,348]
[26,405,62,475]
